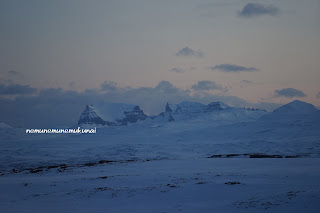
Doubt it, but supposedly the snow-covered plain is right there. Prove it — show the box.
[0,100,320,212]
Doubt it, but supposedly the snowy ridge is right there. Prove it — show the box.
[168,101,229,114]
[167,101,266,123]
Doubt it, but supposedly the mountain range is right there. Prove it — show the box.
[78,100,318,128]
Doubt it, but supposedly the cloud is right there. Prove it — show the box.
[170,67,185,73]
[101,81,117,91]
[210,64,259,72]
[8,70,19,76]
[274,88,307,98]
[192,81,227,92]
[0,83,37,95]
[316,92,320,99]
[239,3,279,18]
[176,47,203,57]
[242,80,253,84]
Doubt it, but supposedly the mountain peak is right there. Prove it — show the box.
[273,100,318,114]
[0,122,12,129]
[78,104,111,126]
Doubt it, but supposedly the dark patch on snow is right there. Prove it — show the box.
[225,181,241,185]
[249,154,282,158]
[95,187,113,191]
[208,153,252,158]
[3,158,168,175]
[98,160,115,164]
[47,165,60,169]
[29,168,44,173]
[196,181,206,185]
[208,153,310,159]
[98,176,108,179]
[233,191,303,210]
[84,162,96,167]
[285,155,303,158]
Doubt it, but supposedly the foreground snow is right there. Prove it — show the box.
[1,158,319,213]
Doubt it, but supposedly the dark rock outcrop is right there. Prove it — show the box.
[118,106,148,125]
[78,105,148,126]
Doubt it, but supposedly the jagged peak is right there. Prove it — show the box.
[165,102,172,113]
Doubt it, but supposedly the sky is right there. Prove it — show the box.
[0,0,320,127]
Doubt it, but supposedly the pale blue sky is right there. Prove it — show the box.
[1,0,320,110]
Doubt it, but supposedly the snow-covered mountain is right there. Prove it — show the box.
[271,100,318,115]
[78,103,148,127]
[259,100,320,123]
